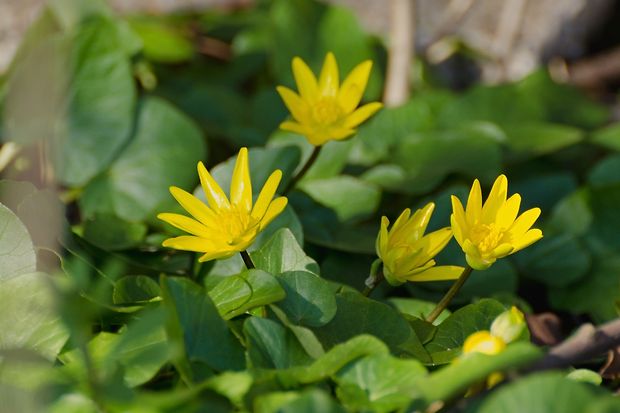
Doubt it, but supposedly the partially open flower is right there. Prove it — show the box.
[376,203,464,286]
[158,148,287,262]
[277,52,382,146]
[451,174,543,270]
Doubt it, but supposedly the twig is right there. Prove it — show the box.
[420,0,475,53]
[530,318,620,371]
[553,47,620,89]
[383,0,414,107]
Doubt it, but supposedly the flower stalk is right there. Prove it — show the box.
[283,145,322,195]
[426,265,474,323]
[362,258,384,297]
[240,250,255,270]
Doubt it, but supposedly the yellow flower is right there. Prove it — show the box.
[451,174,543,270]
[376,203,464,286]
[462,331,506,356]
[158,148,288,262]
[277,52,383,146]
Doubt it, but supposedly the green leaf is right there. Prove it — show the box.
[0,272,68,359]
[313,291,430,362]
[207,269,286,319]
[275,334,389,386]
[514,233,590,287]
[129,18,193,63]
[425,299,506,364]
[244,316,313,369]
[502,122,583,155]
[517,70,608,129]
[289,192,378,253]
[55,17,136,185]
[592,123,620,151]
[588,184,620,251]
[414,343,542,407]
[298,176,381,222]
[251,228,319,275]
[106,306,169,387]
[588,154,620,187]
[113,275,161,304]
[335,353,427,413]
[437,83,544,127]
[0,203,36,280]
[550,256,620,322]
[275,271,337,327]
[476,372,602,413]
[275,389,346,413]
[81,97,206,221]
[351,99,436,166]
[392,123,502,194]
[160,276,245,379]
[548,189,592,236]
[389,298,451,325]
[83,213,147,251]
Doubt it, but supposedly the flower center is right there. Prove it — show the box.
[311,98,342,125]
[469,223,506,254]
[217,206,258,245]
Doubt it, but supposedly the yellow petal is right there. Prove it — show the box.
[466,179,482,224]
[342,102,383,129]
[451,196,467,244]
[399,258,435,276]
[252,169,283,221]
[258,197,288,230]
[497,194,521,229]
[377,216,390,257]
[198,249,236,262]
[292,56,319,101]
[338,60,372,113]
[197,162,231,211]
[407,265,464,282]
[276,86,311,122]
[507,207,541,238]
[230,147,252,213]
[416,227,453,258]
[169,186,220,227]
[162,235,215,252]
[511,228,543,253]
[492,243,514,258]
[400,202,435,242]
[318,52,339,97]
[157,213,211,237]
[280,120,309,136]
[388,208,411,238]
[481,175,508,224]
[462,331,506,355]
[327,127,356,141]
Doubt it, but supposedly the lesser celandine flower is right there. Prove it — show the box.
[277,52,383,146]
[158,148,287,262]
[376,203,464,286]
[451,175,543,270]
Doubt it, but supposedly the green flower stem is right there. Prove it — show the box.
[240,250,255,270]
[283,145,322,195]
[426,265,474,323]
[362,258,384,297]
